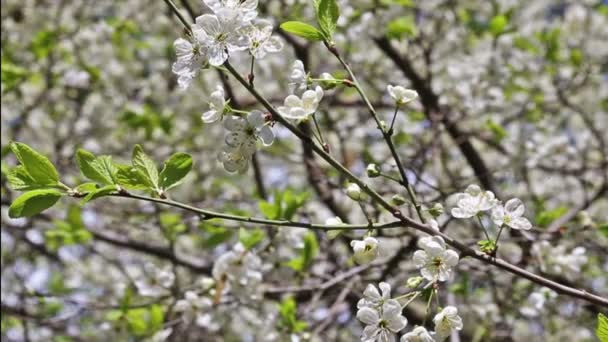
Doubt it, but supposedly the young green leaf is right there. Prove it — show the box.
[9,189,63,218]
[116,165,153,190]
[598,313,608,342]
[10,142,59,185]
[239,227,266,249]
[159,152,193,191]
[132,144,159,189]
[7,166,38,191]
[81,185,118,204]
[316,0,340,38]
[75,149,117,185]
[489,14,508,36]
[280,21,326,41]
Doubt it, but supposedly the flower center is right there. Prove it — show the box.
[432,257,443,267]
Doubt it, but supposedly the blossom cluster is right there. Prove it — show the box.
[172,0,283,89]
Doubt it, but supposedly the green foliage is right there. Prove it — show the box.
[80,185,119,204]
[386,16,418,39]
[259,189,309,220]
[159,152,193,191]
[31,29,59,60]
[120,105,173,139]
[1,57,29,93]
[199,224,234,248]
[239,227,266,249]
[46,206,92,250]
[286,232,318,272]
[488,14,508,36]
[75,149,118,185]
[599,223,608,238]
[9,189,63,218]
[536,206,568,227]
[9,142,59,187]
[107,305,164,338]
[280,21,325,41]
[598,313,608,342]
[484,119,507,143]
[132,144,160,189]
[277,297,308,334]
[160,212,187,241]
[314,0,340,39]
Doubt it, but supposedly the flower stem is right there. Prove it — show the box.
[388,106,399,135]
[477,215,492,241]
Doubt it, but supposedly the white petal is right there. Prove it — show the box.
[504,198,525,217]
[509,217,532,230]
[258,125,274,146]
[443,250,459,267]
[247,110,265,127]
[202,110,220,123]
[356,307,379,326]
[196,14,221,36]
[208,44,228,66]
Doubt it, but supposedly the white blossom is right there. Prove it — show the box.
[218,146,250,173]
[212,243,263,299]
[202,85,227,123]
[401,326,435,342]
[491,198,532,230]
[413,236,459,282]
[325,216,344,239]
[193,10,250,66]
[357,300,407,342]
[433,306,463,340]
[172,37,207,89]
[346,182,362,201]
[351,236,380,264]
[357,282,392,309]
[288,60,308,94]
[387,85,418,105]
[224,110,274,152]
[245,20,283,59]
[174,291,218,330]
[204,0,258,22]
[520,288,557,317]
[277,86,323,121]
[451,185,499,218]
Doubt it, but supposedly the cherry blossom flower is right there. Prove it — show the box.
[245,20,283,59]
[491,198,532,230]
[218,146,250,173]
[351,236,380,264]
[224,110,274,154]
[451,185,499,218]
[172,37,207,89]
[204,0,258,22]
[212,242,263,289]
[357,300,407,342]
[401,326,435,342]
[357,282,392,309]
[202,85,227,123]
[387,85,418,105]
[174,291,219,330]
[433,306,463,340]
[288,60,308,94]
[277,86,323,121]
[193,9,250,66]
[413,236,459,282]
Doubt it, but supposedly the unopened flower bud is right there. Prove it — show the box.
[391,194,406,206]
[406,276,424,288]
[346,183,362,201]
[366,163,381,178]
[427,203,444,218]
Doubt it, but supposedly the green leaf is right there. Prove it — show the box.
[199,224,233,248]
[132,145,159,190]
[9,189,63,218]
[280,21,325,41]
[159,152,193,191]
[80,185,118,204]
[277,297,308,334]
[7,166,38,191]
[536,206,568,227]
[477,239,497,254]
[74,182,98,194]
[75,149,117,185]
[259,201,280,220]
[286,232,318,272]
[315,0,340,38]
[599,223,608,238]
[598,313,608,342]
[386,16,418,39]
[485,119,507,142]
[115,165,152,190]
[10,142,59,185]
[239,227,266,249]
[488,14,508,36]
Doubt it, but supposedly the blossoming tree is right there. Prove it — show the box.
[1,0,607,341]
